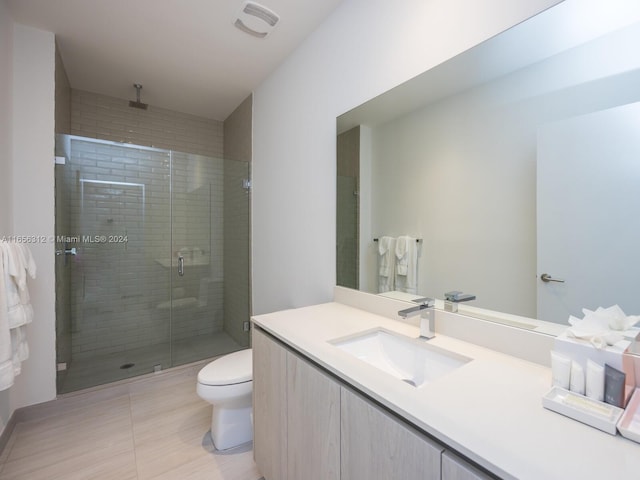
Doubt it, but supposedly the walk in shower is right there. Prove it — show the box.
[54,135,250,393]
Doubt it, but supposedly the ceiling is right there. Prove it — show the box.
[6,0,344,120]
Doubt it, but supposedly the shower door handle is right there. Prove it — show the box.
[177,255,185,276]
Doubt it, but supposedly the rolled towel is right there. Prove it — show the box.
[395,236,419,294]
[378,237,396,293]
[395,236,409,276]
[378,237,395,277]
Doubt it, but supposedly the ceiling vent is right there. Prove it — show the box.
[234,1,280,38]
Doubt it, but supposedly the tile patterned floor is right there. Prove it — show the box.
[0,362,263,480]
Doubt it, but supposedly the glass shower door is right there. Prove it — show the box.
[55,134,252,393]
[169,153,250,366]
[55,135,173,393]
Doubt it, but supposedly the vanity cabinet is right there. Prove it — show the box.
[442,451,494,480]
[287,350,341,479]
[253,327,288,480]
[253,326,492,480]
[253,327,340,480]
[341,387,443,480]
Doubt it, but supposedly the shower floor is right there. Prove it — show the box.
[57,331,244,394]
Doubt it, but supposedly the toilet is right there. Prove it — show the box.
[196,348,253,450]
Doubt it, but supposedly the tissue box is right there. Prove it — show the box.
[554,331,629,373]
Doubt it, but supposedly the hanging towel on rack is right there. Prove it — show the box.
[377,236,396,293]
[0,249,13,390]
[0,242,36,391]
[4,243,35,329]
[395,236,419,294]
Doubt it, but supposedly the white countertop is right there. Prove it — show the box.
[252,301,640,480]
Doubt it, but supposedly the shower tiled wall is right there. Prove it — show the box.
[62,88,230,361]
[223,95,252,347]
[62,138,225,360]
[63,140,168,359]
[222,159,250,346]
[171,151,224,342]
[337,127,360,289]
[54,86,252,374]
[70,89,224,158]
[54,43,71,135]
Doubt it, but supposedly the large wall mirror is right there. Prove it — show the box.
[336,0,640,329]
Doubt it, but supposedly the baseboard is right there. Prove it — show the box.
[0,408,18,458]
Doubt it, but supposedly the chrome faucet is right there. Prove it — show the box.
[444,291,476,313]
[398,298,436,340]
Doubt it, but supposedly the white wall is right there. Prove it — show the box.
[0,0,13,234]
[8,24,57,419]
[0,0,15,434]
[251,0,561,315]
[0,14,56,434]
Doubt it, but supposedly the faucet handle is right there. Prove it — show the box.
[444,291,475,302]
[444,291,476,313]
[412,297,434,307]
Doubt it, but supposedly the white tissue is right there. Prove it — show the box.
[585,305,640,331]
[566,305,639,349]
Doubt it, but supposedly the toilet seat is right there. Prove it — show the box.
[198,349,252,386]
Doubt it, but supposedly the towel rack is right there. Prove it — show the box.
[373,237,422,243]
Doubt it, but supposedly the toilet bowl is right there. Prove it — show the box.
[196,348,253,450]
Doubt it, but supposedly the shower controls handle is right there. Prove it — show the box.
[177,255,185,276]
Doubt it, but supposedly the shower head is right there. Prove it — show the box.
[129,83,148,110]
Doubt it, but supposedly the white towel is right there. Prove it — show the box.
[377,236,396,293]
[395,236,419,294]
[3,243,34,329]
[15,243,36,289]
[0,244,14,390]
[0,242,36,391]
[11,326,29,375]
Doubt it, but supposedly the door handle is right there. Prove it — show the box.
[55,247,77,256]
[541,273,564,283]
[178,255,185,276]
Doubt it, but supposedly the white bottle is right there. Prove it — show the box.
[550,351,571,389]
[569,361,585,395]
[585,359,605,402]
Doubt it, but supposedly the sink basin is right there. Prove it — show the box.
[330,328,471,387]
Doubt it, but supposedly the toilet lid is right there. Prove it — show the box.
[198,349,252,386]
